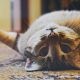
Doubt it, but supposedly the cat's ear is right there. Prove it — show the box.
[0,30,21,48]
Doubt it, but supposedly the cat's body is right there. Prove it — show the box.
[0,11,80,71]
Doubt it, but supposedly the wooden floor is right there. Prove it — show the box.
[0,42,80,80]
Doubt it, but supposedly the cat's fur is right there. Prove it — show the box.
[17,11,80,55]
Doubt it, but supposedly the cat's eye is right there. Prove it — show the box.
[39,46,48,57]
[60,44,72,53]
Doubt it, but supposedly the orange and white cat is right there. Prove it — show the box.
[0,11,80,71]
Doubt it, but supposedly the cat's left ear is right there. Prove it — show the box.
[0,30,22,49]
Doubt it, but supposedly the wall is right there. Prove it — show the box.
[29,0,41,24]
[0,0,11,31]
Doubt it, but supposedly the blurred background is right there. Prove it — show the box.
[0,0,80,33]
